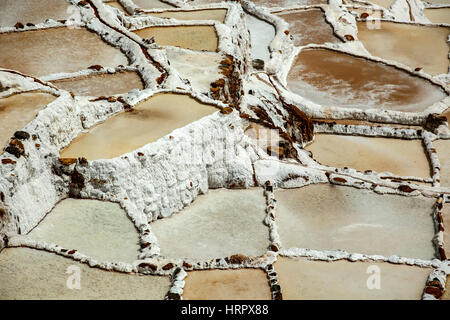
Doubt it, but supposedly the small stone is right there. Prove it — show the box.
[14,131,30,140]
[162,263,174,270]
[344,34,354,41]
[167,292,181,300]
[252,59,265,70]
[398,185,415,193]
[332,177,347,184]
[1,159,16,165]
[88,64,103,71]
[59,158,77,166]
[220,107,233,115]
[14,22,24,29]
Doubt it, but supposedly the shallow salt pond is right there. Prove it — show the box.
[287,48,447,111]
[133,0,175,9]
[252,0,328,7]
[276,9,341,46]
[443,205,450,258]
[51,71,144,97]
[165,47,222,93]
[147,9,227,23]
[0,27,129,77]
[275,257,431,300]
[0,91,56,148]
[305,134,431,178]
[0,248,170,300]
[60,93,218,160]
[275,184,436,260]
[0,0,72,27]
[29,198,140,263]
[424,8,450,25]
[366,0,392,8]
[133,25,219,52]
[183,269,271,300]
[357,22,450,76]
[434,139,450,186]
[150,189,269,260]
[245,14,276,62]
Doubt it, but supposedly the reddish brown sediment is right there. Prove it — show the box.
[287,48,447,111]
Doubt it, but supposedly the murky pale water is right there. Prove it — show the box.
[245,13,275,62]
[275,257,431,300]
[275,184,436,260]
[306,134,431,177]
[133,0,175,9]
[0,27,129,77]
[29,199,140,263]
[51,71,144,97]
[60,93,218,160]
[150,189,269,260]
[287,48,447,111]
[133,25,219,51]
[165,48,222,93]
[424,8,450,25]
[0,248,170,300]
[357,22,450,76]
[434,139,450,186]
[367,0,393,8]
[252,0,328,7]
[148,9,227,23]
[106,1,130,15]
[276,9,341,47]
[183,269,272,300]
[0,0,72,28]
[443,205,450,259]
[0,91,56,148]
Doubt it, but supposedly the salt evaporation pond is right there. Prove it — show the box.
[51,71,144,97]
[0,27,129,77]
[275,257,431,300]
[60,93,218,160]
[357,22,450,75]
[0,91,56,148]
[287,48,447,111]
[133,25,219,51]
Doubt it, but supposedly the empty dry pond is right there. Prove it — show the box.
[276,9,341,46]
[306,134,431,177]
[29,199,140,263]
[0,91,56,148]
[133,25,219,52]
[287,48,447,111]
[150,189,269,260]
[60,93,218,160]
[51,71,144,97]
[0,248,170,300]
[183,269,271,300]
[0,27,129,77]
[357,22,450,75]
[275,257,431,300]
[275,184,436,259]
[147,9,227,23]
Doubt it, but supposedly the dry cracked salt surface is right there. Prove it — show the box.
[1,0,450,301]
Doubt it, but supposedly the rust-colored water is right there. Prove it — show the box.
[287,48,447,111]
[0,27,129,77]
